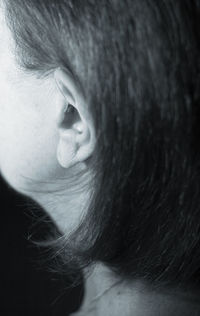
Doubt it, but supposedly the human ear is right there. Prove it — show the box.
[54,67,96,169]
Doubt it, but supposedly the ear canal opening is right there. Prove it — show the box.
[60,103,80,130]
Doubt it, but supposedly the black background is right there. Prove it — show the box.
[0,175,84,316]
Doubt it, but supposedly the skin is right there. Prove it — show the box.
[0,4,95,233]
[72,264,200,316]
[0,4,200,315]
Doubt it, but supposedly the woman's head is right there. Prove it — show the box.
[0,0,96,231]
[1,0,200,294]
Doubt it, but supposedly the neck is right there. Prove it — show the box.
[26,163,92,234]
[80,263,200,316]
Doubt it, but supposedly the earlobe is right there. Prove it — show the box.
[57,129,78,168]
[75,123,96,162]
[57,119,95,169]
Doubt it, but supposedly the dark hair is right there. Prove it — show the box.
[4,0,200,293]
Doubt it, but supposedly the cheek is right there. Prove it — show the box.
[0,80,62,196]
[0,22,65,196]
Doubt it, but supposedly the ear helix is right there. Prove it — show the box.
[54,71,75,107]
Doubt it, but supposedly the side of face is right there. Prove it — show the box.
[0,7,61,191]
[0,6,96,232]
